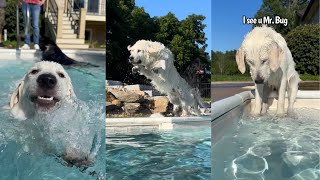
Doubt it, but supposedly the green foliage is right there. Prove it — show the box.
[299,74,320,81]
[4,0,24,41]
[286,24,320,75]
[211,50,249,76]
[254,0,309,35]
[106,0,210,84]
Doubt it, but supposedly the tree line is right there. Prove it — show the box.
[107,0,210,84]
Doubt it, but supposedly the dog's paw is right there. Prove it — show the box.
[251,111,261,117]
[132,66,139,73]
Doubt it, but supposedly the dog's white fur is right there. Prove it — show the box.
[128,40,205,116]
[10,61,75,120]
[236,26,300,116]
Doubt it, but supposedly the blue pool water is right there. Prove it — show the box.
[0,60,106,179]
[212,108,320,180]
[106,122,211,179]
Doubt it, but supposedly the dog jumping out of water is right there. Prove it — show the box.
[128,40,206,116]
[236,26,300,116]
[9,61,94,167]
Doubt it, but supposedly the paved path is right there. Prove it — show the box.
[211,81,320,102]
[211,82,254,102]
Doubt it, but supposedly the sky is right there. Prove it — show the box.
[135,0,212,53]
[212,0,262,52]
[135,0,262,53]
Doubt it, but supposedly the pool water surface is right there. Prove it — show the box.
[212,108,320,180]
[106,122,211,179]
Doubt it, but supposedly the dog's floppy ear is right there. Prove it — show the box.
[63,73,76,99]
[269,42,282,72]
[127,45,132,51]
[236,47,246,74]
[10,81,24,109]
[68,80,76,98]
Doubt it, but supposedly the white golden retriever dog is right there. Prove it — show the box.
[10,61,75,120]
[128,40,205,116]
[9,61,97,167]
[236,26,300,116]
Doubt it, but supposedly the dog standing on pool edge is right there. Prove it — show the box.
[236,26,301,116]
[128,40,206,116]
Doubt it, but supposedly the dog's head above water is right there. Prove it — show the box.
[10,61,76,120]
[127,40,171,68]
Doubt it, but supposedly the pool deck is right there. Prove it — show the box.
[211,81,320,102]
[0,49,106,67]
[107,115,211,126]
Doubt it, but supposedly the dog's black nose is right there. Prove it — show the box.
[37,74,57,89]
[254,76,264,84]
[129,56,133,63]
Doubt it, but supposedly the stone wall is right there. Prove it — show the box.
[106,87,172,118]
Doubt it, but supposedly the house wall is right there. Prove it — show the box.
[85,21,106,44]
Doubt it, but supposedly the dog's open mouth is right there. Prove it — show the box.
[31,95,60,109]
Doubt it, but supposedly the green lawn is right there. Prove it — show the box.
[211,75,252,82]
[299,74,320,81]
[212,74,319,82]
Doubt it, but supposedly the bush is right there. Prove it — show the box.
[286,24,320,75]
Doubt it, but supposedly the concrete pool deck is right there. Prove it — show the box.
[212,81,320,102]
[0,49,106,67]
[212,90,320,123]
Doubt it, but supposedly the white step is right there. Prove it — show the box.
[62,29,76,34]
[57,43,89,49]
[56,38,85,44]
[62,25,74,30]
[62,34,77,38]
[63,17,70,21]
[63,21,72,25]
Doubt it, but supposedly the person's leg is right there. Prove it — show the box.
[30,4,41,45]
[22,2,30,46]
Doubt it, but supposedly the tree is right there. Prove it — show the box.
[155,12,180,45]
[212,51,224,75]
[107,0,210,85]
[5,0,25,41]
[286,24,319,75]
[254,0,309,35]
[106,0,137,83]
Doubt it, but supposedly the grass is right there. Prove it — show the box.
[202,97,211,103]
[212,74,320,82]
[299,74,320,81]
[211,75,252,82]
[3,41,19,49]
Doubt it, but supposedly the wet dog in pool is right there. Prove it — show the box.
[9,61,96,167]
[39,36,98,67]
[10,61,75,120]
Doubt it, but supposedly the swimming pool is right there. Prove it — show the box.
[211,91,320,180]
[106,122,211,179]
[0,59,106,179]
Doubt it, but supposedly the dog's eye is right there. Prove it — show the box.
[137,50,141,53]
[247,60,254,65]
[57,72,65,78]
[261,59,268,64]
[30,69,39,74]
